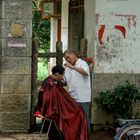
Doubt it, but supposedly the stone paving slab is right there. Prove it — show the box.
[0,133,49,140]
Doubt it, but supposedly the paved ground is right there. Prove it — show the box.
[0,130,114,140]
[0,133,48,140]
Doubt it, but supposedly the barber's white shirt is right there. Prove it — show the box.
[64,59,91,102]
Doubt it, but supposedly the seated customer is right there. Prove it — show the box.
[35,65,89,140]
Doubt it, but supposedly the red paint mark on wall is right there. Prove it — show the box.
[115,14,136,28]
[98,25,126,45]
[107,36,109,42]
[115,14,136,18]
[127,17,131,29]
[96,14,100,25]
[114,25,126,38]
[98,25,105,44]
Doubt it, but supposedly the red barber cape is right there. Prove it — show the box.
[36,76,89,140]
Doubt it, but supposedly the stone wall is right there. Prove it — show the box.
[0,0,32,133]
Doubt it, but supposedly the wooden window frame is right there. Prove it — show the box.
[41,0,61,19]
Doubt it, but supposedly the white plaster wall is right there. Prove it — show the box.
[84,0,96,58]
[49,18,58,74]
[50,18,58,53]
[94,0,140,73]
[61,0,69,51]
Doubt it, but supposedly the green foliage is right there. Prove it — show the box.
[96,81,140,119]
[32,1,50,81]
[37,58,48,81]
[32,1,50,53]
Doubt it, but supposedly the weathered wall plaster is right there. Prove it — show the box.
[94,0,140,73]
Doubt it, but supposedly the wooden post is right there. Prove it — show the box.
[56,41,63,65]
[31,38,39,129]
[79,38,88,59]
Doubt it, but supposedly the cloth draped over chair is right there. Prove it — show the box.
[36,76,89,140]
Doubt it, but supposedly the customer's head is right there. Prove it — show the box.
[51,65,65,80]
[64,49,78,65]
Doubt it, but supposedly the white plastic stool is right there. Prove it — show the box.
[37,115,53,140]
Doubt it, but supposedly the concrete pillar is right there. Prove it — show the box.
[61,0,69,51]
[0,0,32,133]
[84,0,95,57]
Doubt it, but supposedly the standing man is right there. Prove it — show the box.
[64,49,91,133]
